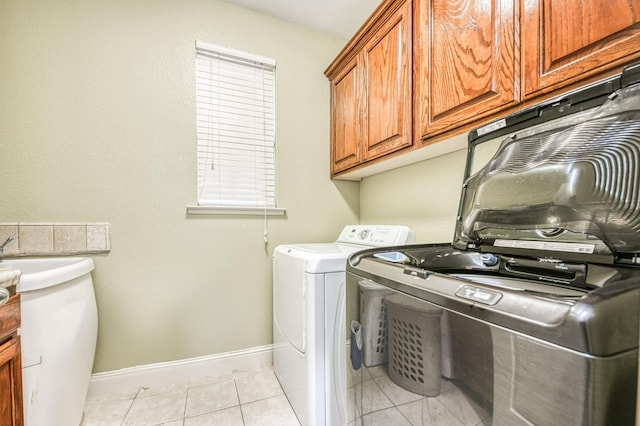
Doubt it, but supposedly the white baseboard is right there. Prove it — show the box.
[87,344,274,399]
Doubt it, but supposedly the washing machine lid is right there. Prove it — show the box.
[455,62,640,266]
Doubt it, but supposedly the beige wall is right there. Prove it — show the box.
[0,0,359,372]
[360,148,468,243]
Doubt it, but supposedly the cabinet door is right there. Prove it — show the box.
[0,337,23,426]
[330,56,361,174]
[361,1,413,161]
[415,0,519,140]
[523,0,640,97]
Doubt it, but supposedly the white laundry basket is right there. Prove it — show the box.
[358,280,395,367]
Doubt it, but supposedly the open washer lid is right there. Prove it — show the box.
[454,62,640,266]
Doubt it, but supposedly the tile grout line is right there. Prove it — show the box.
[180,385,190,425]
[120,387,142,426]
[371,375,420,424]
[234,376,247,426]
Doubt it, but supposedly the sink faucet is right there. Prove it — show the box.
[0,237,14,258]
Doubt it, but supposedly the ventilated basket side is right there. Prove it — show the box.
[386,293,443,396]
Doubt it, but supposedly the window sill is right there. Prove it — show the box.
[186,205,287,216]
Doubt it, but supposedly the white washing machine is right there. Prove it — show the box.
[273,225,415,426]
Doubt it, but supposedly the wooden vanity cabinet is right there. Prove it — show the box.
[327,0,412,176]
[522,0,640,98]
[0,293,23,426]
[414,0,519,141]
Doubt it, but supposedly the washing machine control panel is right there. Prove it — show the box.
[337,225,416,247]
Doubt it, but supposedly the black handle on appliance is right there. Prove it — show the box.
[500,257,587,288]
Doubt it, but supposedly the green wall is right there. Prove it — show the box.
[0,0,359,372]
[360,149,467,243]
[0,0,469,375]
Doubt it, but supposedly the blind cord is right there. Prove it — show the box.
[263,185,269,254]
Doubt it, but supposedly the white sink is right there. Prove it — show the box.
[2,256,98,426]
[0,257,94,292]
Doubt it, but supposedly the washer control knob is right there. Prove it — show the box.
[480,253,498,266]
[358,229,370,240]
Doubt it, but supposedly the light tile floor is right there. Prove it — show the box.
[351,364,492,426]
[84,363,491,426]
[83,365,300,426]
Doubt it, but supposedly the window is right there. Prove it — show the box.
[191,41,283,215]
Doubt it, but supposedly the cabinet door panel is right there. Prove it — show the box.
[0,337,23,426]
[523,0,640,96]
[363,1,412,161]
[0,360,10,424]
[416,0,518,139]
[331,58,360,173]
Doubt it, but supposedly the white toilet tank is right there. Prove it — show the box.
[10,257,98,426]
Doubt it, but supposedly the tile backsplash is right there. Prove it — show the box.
[0,223,110,256]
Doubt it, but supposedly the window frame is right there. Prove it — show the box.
[188,41,285,216]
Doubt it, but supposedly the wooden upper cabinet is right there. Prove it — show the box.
[327,0,640,178]
[523,0,640,97]
[415,0,519,141]
[330,56,361,174]
[361,1,413,162]
[326,0,412,176]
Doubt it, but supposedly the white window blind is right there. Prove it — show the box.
[195,41,276,208]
